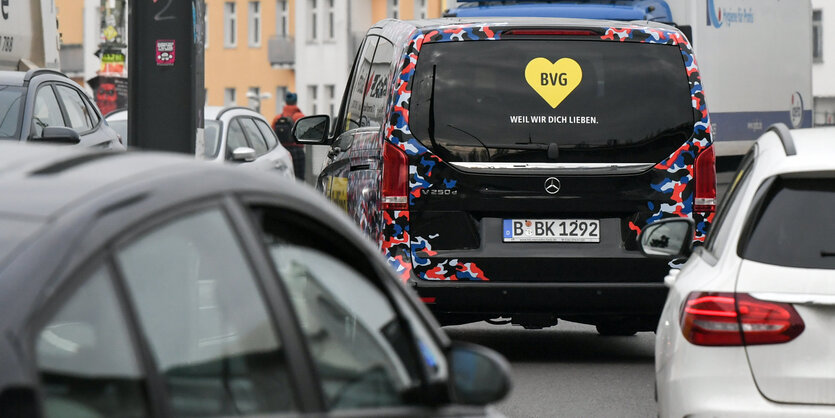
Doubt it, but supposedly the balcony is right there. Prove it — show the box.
[268,36,294,68]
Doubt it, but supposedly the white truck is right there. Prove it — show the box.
[446,0,814,157]
[0,0,60,70]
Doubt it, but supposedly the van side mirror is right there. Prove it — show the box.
[638,218,695,258]
[293,115,330,144]
[449,341,512,405]
[33,126,81,145]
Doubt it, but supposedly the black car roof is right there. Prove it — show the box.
[0,143,299,220]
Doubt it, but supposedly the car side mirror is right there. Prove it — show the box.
[231,147,256,162]
[34,126,81,145]
[638,218,696,258]
[293,115,330,144]
[449,341,512,406]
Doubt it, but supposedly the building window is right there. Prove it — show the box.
[813,10,823,63]
[327,0,335,40]
[276,86,287,110]
[224,88,237,106]
[276,0,288,37]
[326,85,335,117]
[308,85,318,114]
[248,1,262,47]
[224,2,237,47]
[309,0,318,41]
[415,0,426,19]
[389,0,399,19]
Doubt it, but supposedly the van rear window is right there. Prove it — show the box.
[409,40,695,164]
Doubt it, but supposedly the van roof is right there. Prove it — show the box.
[390,16,677,32]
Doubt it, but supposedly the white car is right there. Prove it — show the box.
[639,124,835,417]
[105,106,294,178]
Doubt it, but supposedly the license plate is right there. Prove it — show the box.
[503,219,600,243]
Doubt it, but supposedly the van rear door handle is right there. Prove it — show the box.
[750,292,835,306]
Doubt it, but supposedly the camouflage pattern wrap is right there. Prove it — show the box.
[381,23,714,282]
[603,27,715,242]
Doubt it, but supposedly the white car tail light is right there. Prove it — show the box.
[680,292,804,346]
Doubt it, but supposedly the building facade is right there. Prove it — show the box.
[293,0,445,179]
[812,0,835,126]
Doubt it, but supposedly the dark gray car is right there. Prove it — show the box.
[0,69,124,149]
[0,143,509,417]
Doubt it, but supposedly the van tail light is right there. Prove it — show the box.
[382,141,409,210]
[694,145,716,213]
[680,292,805,346]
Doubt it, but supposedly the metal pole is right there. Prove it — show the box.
[128,0,204,153]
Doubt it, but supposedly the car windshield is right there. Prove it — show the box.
[409,40,695,163]
[0,86,26,140]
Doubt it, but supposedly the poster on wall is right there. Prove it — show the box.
[87,75,128,116]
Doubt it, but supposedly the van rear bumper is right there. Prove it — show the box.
[410,280,668,328]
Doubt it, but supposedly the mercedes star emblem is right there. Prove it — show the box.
[544,177,561,195]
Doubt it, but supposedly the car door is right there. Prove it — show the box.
[319,35,380,211]
[111,204,303,415]
[31,262,153,418]
[240,117,280,171]
[53,83,112,148]
[28,83,67,140]
[242,199,495,417]
[254,117,293,176]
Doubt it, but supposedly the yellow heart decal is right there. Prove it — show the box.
[524,57,583,109]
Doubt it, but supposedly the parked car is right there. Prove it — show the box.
[106,106,294,178]
[639,124,835,417]
[0,142,510,417]
[0,68,124,149]
[294,17,716,333]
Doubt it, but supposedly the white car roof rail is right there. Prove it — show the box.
[766,123,796,157]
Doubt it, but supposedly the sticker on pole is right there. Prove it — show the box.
[524,58,582,108]
[155,40,175,66]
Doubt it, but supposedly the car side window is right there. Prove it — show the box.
[31,85,66,137]
[704,146,757,254]
[362,37,394,129]
[341,36,379,133]
[240,117,269,156]
[83,95,101,125]
[114,208,296,416]
[226,118,249,158]
[35,265,149,418]
[254,119,278,149]
[55,85,93,132]
[249,205,426,410]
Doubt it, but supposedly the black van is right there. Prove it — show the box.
[294,18,716,334]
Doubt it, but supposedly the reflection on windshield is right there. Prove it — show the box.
[0,86,25,140]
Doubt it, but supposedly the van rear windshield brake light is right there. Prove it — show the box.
[502,29,598,37]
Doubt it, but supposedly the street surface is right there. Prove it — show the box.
[446,321,656,418]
